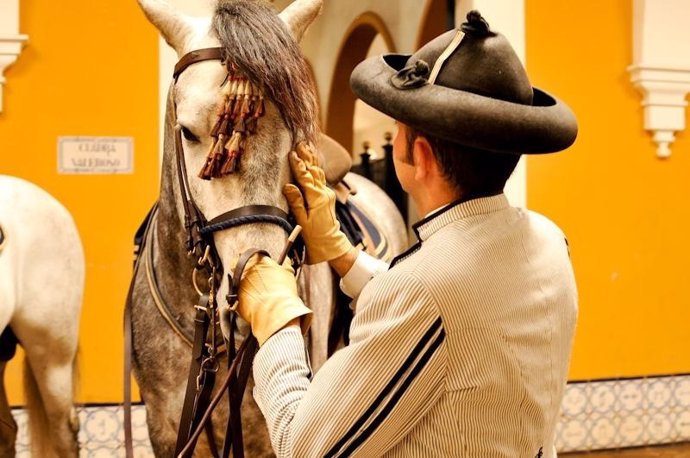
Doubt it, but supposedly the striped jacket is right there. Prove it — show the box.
[253,194,578,457]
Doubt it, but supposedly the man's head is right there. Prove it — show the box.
[403,126,521,199]
[350,11,577,192]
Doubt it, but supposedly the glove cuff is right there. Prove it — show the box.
[306,229,353,265]
[252,296,313,346]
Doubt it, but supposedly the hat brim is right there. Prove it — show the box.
[350,54,578,154]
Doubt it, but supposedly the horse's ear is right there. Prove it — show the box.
[278,0,323,43]
[137,0,193,52]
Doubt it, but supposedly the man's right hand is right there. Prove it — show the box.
[283,143,353,265]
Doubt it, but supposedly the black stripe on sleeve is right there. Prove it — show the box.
[324,317,445,458]
[336,328,446,457]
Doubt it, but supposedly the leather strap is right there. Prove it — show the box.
[175,297,213,457]
[207,206,289,226]
[223,314,240,458]
[202,205,293,236]
[174,48,224,81]
[176,239,298,457]
[174,126,207,254]
[226,249,270,307]
[224,354,244,458]
[176,336,252,458]
[206,419,221,458]
[224,335,258,458]
[223,248,269,458]
[193,367,217,455]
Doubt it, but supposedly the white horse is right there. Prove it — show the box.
[132,0,407,456]
[0,175,84,457]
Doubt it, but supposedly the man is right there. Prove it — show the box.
[236,11,578,457]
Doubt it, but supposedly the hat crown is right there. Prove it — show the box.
[410,11,533,105]
[348,10,578,154]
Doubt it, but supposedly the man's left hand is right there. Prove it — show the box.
[235,255,312,346]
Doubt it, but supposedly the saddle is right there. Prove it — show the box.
[315,134,391,261]
[317,133,352,185]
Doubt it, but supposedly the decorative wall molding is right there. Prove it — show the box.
[0,0,28,113]
[629,0,690,158]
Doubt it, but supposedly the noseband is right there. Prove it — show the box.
[170,47,301,458]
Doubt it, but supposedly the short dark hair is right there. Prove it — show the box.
[406,127,521,197]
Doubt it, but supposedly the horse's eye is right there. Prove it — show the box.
[181,126,200,143]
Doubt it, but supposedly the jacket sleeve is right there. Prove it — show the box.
[339,250,389,299]
[252,272,446,458]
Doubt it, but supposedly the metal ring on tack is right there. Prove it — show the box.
[198,245,213,269]
[226,293,239,312]
[192,268,207,297]
[227,299,239,312]
[201,356,220,373]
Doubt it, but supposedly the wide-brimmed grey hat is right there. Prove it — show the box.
[350,11,577,154]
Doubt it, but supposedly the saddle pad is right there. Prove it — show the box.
[345,199,391,262]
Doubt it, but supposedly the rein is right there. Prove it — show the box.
[125,47,303,458]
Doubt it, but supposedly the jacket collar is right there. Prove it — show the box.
[412,193,510,242]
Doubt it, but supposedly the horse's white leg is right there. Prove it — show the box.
[13,271,82,458]
[1,176,84,458]
[17,340,79,458]
[0,361,17,458]
[13,288,81,457]
[0,189,21,457]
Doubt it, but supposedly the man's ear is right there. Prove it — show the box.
[412,135,435,182]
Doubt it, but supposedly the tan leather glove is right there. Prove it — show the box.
[237,255,312,346]
[283,143,353,264]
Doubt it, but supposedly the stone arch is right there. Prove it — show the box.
[324,12,395,153]
[416,0,451,49]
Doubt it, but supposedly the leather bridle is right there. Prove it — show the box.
[127,47,303,458]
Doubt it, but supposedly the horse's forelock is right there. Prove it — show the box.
[212,0,319,146]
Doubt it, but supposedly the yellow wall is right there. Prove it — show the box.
[1,2,159,403]
[4,0,689,404]
[526,0,690,379]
